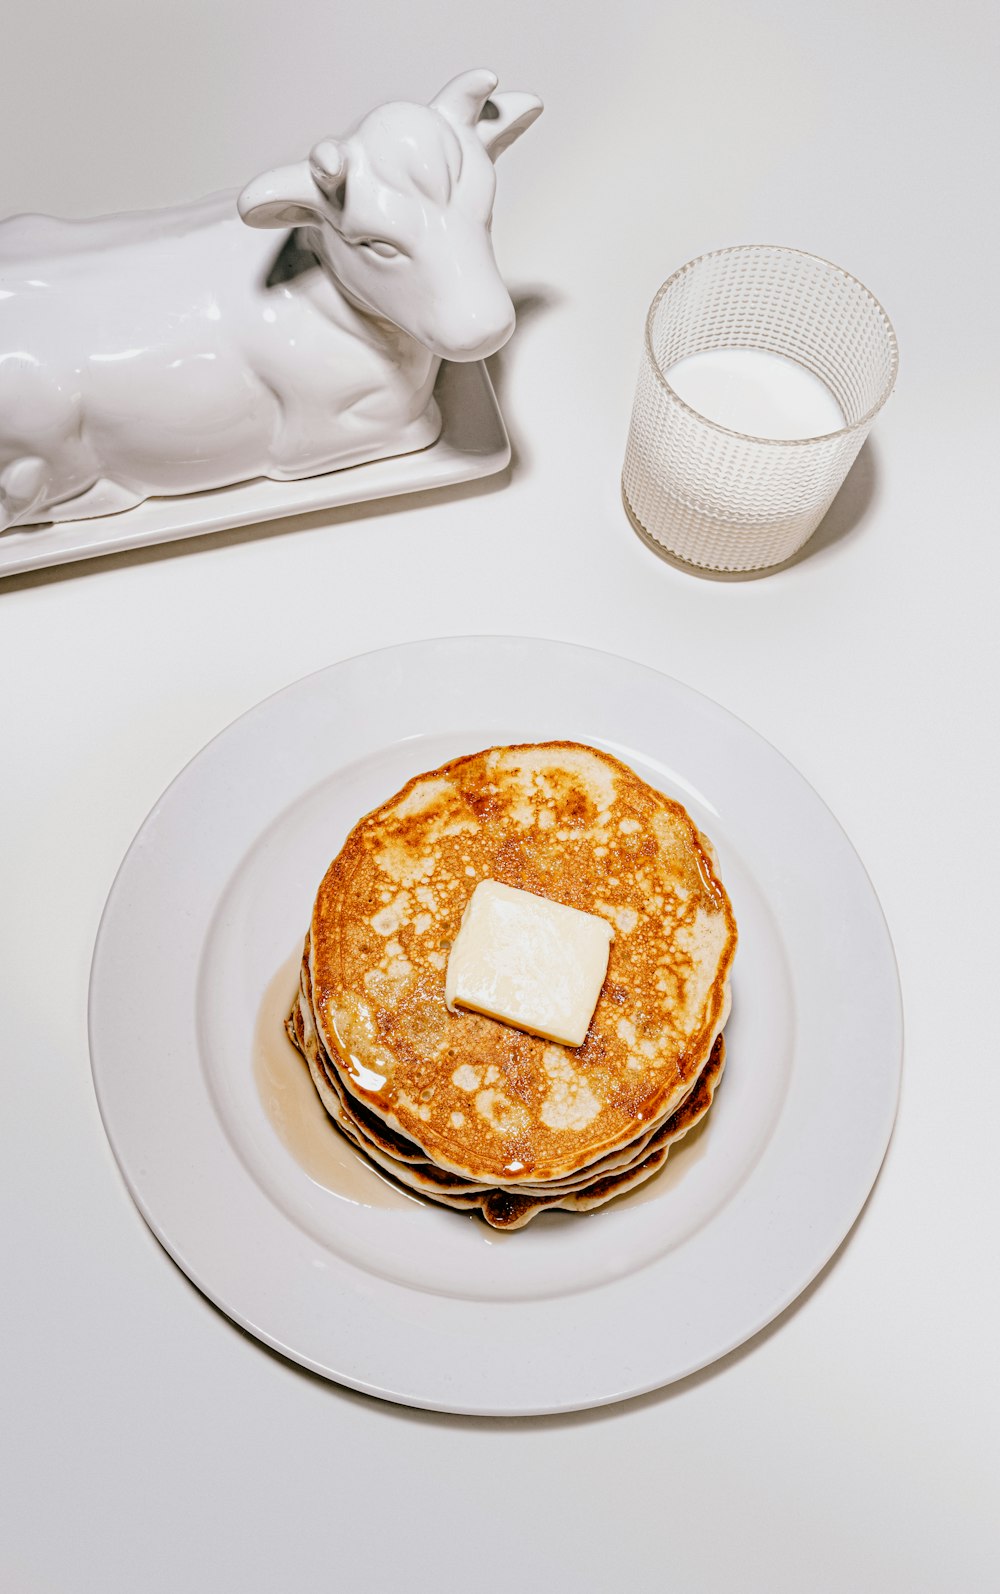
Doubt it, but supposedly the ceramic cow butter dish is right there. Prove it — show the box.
[0,69,541,530]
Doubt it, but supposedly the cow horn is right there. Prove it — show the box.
[431,68,499,127]
[309,139,345,196]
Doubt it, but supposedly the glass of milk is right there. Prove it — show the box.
[621,245,898,572]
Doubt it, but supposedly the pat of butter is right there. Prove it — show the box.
[445,879,614,1048]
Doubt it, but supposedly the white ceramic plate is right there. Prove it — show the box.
[89,637,901,1415]
[0,361,507,577]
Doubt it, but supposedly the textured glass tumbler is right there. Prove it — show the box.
[622,246,898,572]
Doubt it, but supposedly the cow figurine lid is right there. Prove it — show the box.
[0,70,541,531]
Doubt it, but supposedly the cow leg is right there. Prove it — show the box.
[362,397,443,463]
[42,478,145,524]
[0,365,100,529]
[0,457,49,531]
[265,395,443,479]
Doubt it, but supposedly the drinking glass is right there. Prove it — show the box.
[621,245,898,572]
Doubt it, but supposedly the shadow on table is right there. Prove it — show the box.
[484,284,561,477]
[0,286,559,596]
[628,438,880,582]
[217,1124,894,1431]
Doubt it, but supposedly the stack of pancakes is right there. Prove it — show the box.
[287,742,737,1229]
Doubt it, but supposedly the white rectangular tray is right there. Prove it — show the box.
[0,359,509,578]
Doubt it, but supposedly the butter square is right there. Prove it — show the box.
[444,879,614,1048]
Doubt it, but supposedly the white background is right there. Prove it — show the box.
[1,1,997,1589]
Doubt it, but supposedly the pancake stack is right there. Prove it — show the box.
[286,742,737,1228]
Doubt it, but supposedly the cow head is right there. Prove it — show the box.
[238,69,542,362]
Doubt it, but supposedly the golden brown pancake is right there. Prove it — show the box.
[289,945,716,1191]
[286,974,726,1228]
[303,742,737,1186]
[476,1033,726,1228]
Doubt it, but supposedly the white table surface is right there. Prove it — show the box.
[2,3,997,1589]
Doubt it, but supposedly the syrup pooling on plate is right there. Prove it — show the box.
[253,947,419,1210]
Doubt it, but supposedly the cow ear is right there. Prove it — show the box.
[476,92,543,160]
[308,140,346,204]
[238,162,324,229]
[432,68,498,127]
